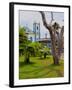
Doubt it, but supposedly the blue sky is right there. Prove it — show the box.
[19,10,64,38]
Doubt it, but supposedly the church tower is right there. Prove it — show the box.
[33,23,40,41]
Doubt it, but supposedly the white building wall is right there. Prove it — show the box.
[27,34,35,42]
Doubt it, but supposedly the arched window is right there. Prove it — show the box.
[37,26,38,30]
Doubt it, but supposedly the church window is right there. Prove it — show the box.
[37,26,38,30]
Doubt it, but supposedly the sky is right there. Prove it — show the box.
[19,10,64,38]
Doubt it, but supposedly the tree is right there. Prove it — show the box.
[39,46,51,59]
[40,11,64,64]
[24,42,41,63]
[19,26,33,63]
[43,46,50,58]
[24,46,34,64]
[28,42,42,56]
[19,26,29,56]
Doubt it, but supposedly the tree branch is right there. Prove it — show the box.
[50,12,54,25]
[39,11,52,31]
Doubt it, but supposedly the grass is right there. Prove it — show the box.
[19,55,64,79]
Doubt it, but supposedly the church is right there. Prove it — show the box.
[24,22,40,42]
[24,22,51,48]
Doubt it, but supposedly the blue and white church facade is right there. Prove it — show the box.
[24,22,51,48]
[25,22,40,42]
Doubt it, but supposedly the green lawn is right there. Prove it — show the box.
[19,55,64,79]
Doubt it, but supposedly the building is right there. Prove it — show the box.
[24,22,52,48]
[25,26,35,42]
[38,38,51,48]
[25,22,40,42]
[33,22,40,41]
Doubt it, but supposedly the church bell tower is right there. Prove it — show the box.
[33,23,40,41]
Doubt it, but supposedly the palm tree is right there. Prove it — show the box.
[24,46,34,64]
[24,42,42,64]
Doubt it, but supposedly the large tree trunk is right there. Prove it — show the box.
[50,31,59,65]
[53,55,59,65]
[40,11,64,65]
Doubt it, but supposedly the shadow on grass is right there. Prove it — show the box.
[20,64,64,79]
[38,56,51,60]
[19,57,64,79]
[49,63,61,66]
[47,63,64,77]
[19,61,35,67]
[19,63,64,79]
